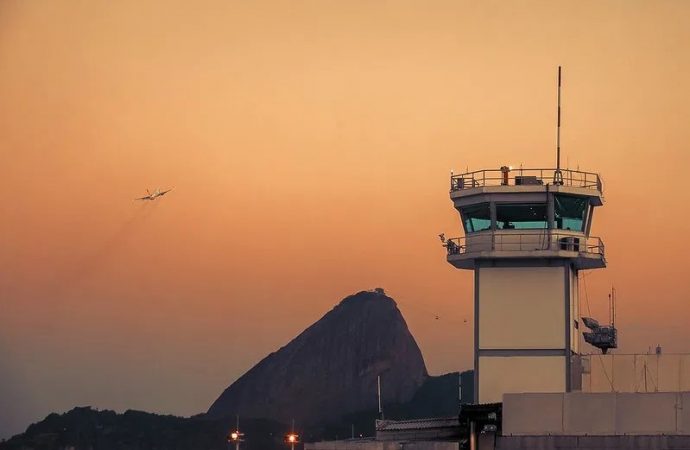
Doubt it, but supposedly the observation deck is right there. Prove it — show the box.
[450,168,603,206]
[444,167,606,270]
[444,230,605,269]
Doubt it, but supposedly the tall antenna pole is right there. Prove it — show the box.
[608,291,612,326]
[377,375,383,419]
[235,415,240,450]
[458,372,462,404]
[554,66,564,185]
[291,419,295,450]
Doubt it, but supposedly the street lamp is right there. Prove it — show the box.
[285,433,299,450]
[227,416,244,450]
[227,430,244,450]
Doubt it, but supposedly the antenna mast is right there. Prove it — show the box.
[377,375,384,419]
[554,66,564,185]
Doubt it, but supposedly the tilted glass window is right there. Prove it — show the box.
[496,203,548,229]
[555,195,589,231]
[460,203,491,233]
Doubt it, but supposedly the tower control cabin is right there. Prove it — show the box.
[444,167,606,404]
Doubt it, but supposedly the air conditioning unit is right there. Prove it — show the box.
[515,175,543,185]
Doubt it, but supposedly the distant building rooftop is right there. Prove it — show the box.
[375,417,461,441]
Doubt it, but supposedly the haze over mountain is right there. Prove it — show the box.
[207,289,428,424]
[2,290,470,450]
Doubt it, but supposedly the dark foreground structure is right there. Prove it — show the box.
[307,391,690,450]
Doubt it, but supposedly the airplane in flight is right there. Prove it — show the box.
[136,188,173,201]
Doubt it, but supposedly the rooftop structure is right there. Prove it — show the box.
[375,417,462,441]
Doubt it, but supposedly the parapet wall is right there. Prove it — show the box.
[503,392,690,436]
[305,440,459,450]
[496,435,690,450]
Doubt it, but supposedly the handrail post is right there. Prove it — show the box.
[547,229,552,251]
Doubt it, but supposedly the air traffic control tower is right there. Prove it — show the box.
[443,167,605,404]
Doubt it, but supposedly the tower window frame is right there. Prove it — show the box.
[495,202,548,230]
[555,195,589,232]
[460,203,491,233]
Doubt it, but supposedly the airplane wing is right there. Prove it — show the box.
[158,188,173,196]
[135,196,151,200]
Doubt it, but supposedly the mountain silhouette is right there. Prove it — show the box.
[2,289,472,450]
[206,289,428,424]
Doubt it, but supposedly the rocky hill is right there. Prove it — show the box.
[206,289,429,424]
[0,407,284,450]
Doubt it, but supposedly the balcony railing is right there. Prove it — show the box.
[443,232,605,259]
[450,168,602,192]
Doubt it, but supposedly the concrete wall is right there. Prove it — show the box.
[479,357,565,404]
[681,392,690,434]
[582,354,690,393]
[563,392,615,435]
[305,441,459,450]
[503,392,690,436]
[479,266,564,349]
[497,435,690,450]
[376,429,459,442]
[478,266,570,404]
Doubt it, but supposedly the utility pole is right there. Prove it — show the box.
[377,375,384,420]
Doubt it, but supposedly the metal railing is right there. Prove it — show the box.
[443,231,605,258]
[450,168,602,192]
[579,353,690,394]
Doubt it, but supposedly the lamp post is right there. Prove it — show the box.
[227,415,244,450]
[285,419,299,450]
[285,432,299,450]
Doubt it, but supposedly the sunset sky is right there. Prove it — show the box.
[2,0,690,439]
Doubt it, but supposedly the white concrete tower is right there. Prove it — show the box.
[444,167,605,404]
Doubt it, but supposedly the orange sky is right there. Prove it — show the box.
[2,0,690,439]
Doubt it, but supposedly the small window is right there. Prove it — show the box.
[496,203,547,229]
[460,203,491,233]
[555,195,588,231]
